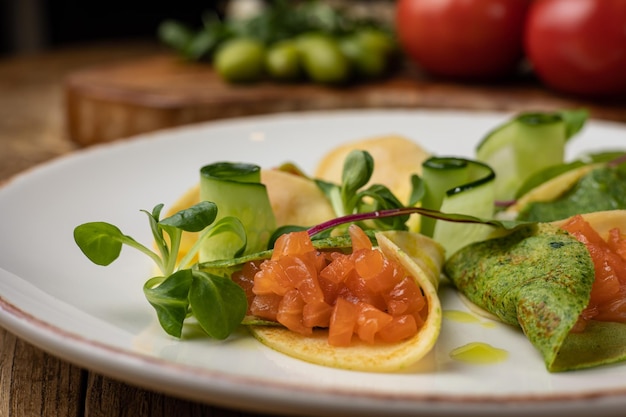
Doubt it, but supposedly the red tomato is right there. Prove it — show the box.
[395,0,530,80]
[525,0,626,97]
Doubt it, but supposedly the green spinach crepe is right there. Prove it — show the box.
[444,212,626,372]
[507,158,626,222]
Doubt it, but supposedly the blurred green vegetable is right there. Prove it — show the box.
[340,28,397,79]
[265,40,302,81]
[158,0,396,85]
[214,37,266,82]
[297,32,351,84]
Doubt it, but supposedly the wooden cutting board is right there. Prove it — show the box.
[65,54,626,146]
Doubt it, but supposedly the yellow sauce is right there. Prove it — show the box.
[443,310,496,328]
[449,342,508,365]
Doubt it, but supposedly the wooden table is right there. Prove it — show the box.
[0,40,275,417]
[2,39,626,417]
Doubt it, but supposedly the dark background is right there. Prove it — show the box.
[0,1,392,57]
[0,0,222,56]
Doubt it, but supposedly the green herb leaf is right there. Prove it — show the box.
[408,174,425,206]
[204,216,248,258]
[559,108,588,140]
[73,222,125,266]
[315,150,408,232]
[143,270,193,338]
[341,150,374,208]
[189,270,248,340]
[357,184,408,230]
[143,205,167,254]
[160,201,218,232]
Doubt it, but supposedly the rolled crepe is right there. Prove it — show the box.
[173,170,446,371]
[444,210,626,372]
[235,231,444,372]
[508,162,626,222]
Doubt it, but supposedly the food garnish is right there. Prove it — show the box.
[74,108,626,372]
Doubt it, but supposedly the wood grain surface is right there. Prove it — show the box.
[64,54,626,146]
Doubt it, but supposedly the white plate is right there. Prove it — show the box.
[1,109,626,417]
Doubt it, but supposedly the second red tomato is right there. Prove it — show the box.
[524,0,626,97]
[396,0,530,80]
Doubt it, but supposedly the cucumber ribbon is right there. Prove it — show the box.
[419,156,497,257]
[476,109,588,202]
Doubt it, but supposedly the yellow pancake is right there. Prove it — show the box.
[315,134,430,206]
[260,168,335,227]
[552,210,626,239]
[249,230,444,372]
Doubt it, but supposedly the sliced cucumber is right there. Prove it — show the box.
[476,109,588,202]
[420,157,496,256]
[199,162,276,261]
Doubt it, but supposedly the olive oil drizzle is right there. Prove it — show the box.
[449,342,509,365]
[443,310,496,328]
[444,309,507,365]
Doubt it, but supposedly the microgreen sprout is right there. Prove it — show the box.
[316,149,409,232]
[74,201,247,339]
[306,207,529,238]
